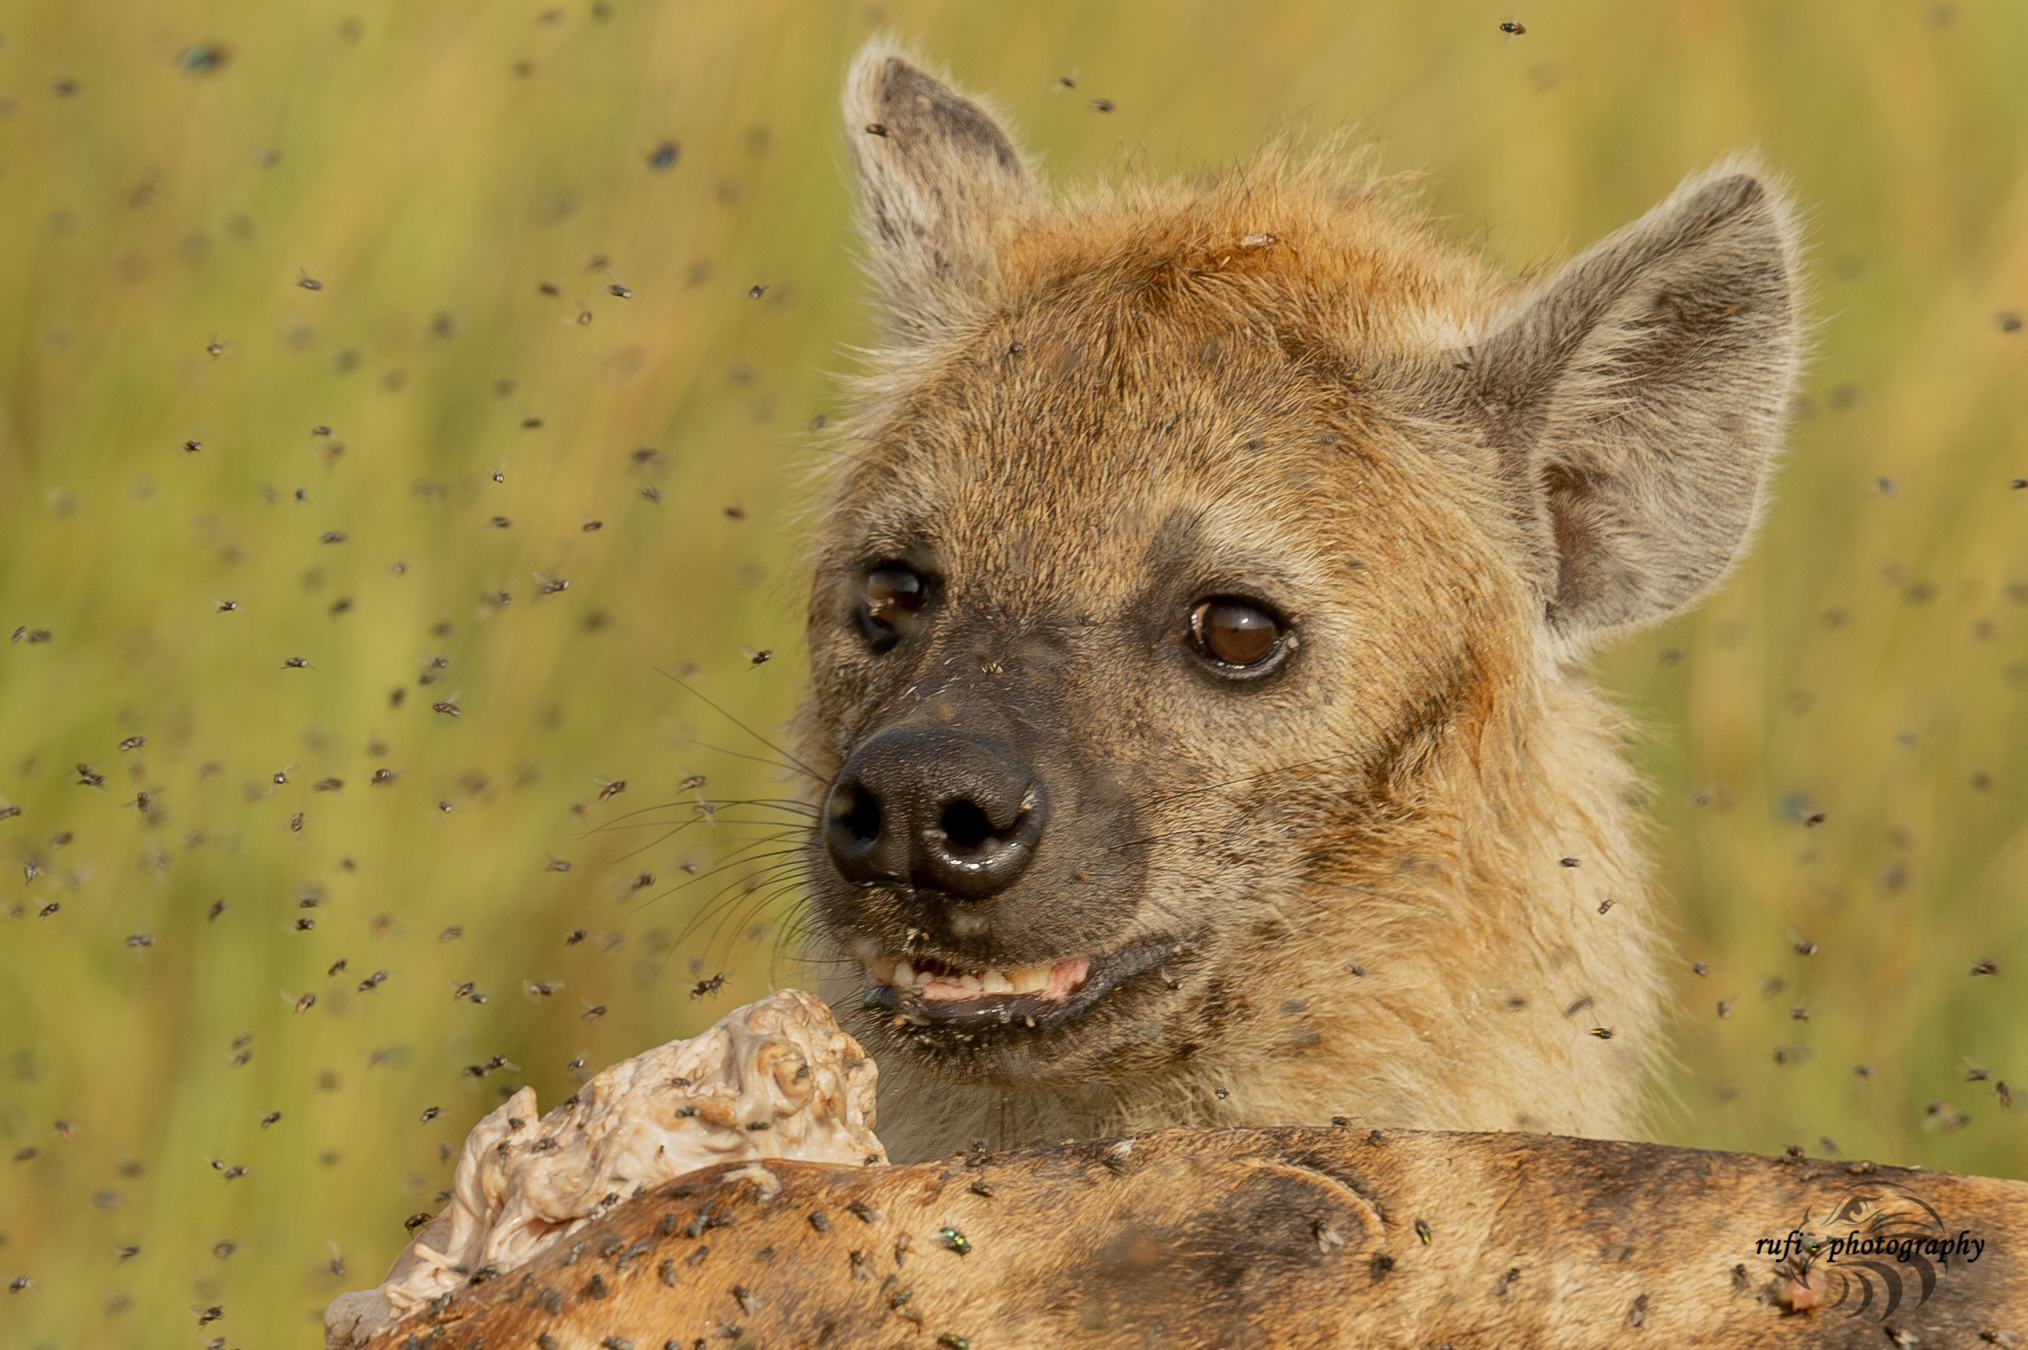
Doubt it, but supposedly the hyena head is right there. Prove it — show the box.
[799,44,1801,1160]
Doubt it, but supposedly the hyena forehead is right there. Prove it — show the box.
[836,169,1494,550]
[833,291,1482,613]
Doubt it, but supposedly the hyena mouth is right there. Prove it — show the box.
[865,954,1089,1001]
[859,942,1184,1030]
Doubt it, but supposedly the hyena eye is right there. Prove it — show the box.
[858,563,927,652]
[1189,597,1283,670]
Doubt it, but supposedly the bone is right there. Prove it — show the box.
[323,989,885,1349]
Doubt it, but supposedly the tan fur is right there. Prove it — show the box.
[799,43,1802,1163]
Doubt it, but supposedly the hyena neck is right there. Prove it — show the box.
[1119,667,1665,1143]
[875,1073,1126,1161]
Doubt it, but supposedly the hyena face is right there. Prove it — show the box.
[803,296,1518,1086]
[801,47,1799,1155]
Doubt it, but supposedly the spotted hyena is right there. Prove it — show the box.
[799,43,1801,1163]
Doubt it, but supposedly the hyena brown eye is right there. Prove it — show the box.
[1190,597,1282,669]
[858,563,927,652]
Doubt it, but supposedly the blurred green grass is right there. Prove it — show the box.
[0,0,2024,1344]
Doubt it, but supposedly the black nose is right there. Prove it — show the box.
[823,728,1046,901]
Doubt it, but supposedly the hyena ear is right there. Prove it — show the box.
[842,42,1036,341]
[1462,162,1803,637]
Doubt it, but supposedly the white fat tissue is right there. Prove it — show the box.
[324,989,885,1348]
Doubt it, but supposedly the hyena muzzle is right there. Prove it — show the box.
[797,43,1801,1163]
